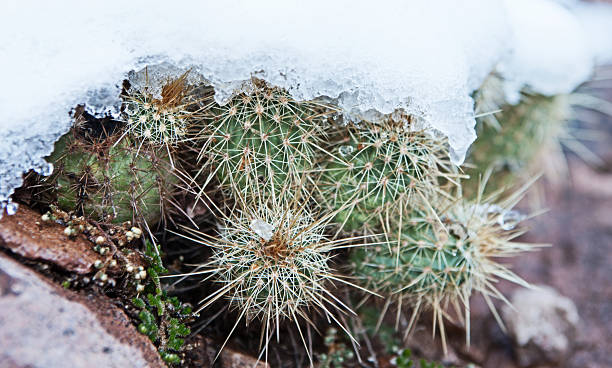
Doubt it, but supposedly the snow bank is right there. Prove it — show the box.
[499,0,594,104]
[1,0,611,212]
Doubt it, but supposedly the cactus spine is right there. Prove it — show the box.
[179,187,373,362]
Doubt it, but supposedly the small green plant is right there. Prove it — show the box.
[318,114,455,232]
[392,348,444,368]
[194,79,333,197]
[133,241,192,365]
[316,327,355,368]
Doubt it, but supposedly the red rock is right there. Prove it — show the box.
[0,252,166,368]
[0,205,99,274]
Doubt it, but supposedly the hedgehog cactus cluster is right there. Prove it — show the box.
[40,70,550,360]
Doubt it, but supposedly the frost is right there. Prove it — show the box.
[1,0,610,211]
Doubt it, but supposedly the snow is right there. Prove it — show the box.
[498,0,594,104]
[1,0,612,213]
[570,2,612,65]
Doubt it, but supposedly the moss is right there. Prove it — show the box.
[132,241,192,365]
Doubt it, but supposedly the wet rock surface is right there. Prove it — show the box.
[502,286,579,367]
[0,253,166,368]
[0,205,99,274]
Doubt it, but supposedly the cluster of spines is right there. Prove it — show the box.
[122,70,206,148]
[124,93,188,145]
[179,189,370,364]
[317,114,455,232]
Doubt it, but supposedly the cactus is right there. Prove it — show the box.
[468,74,573,195]
[469,92,570,189]
[350,185,535,352]
[47,127,178,225]
[318,114,455,232]
[123,69,207,147]
[194,79,333,197]
[178,189,372,362]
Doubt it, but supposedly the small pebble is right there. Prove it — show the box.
[131,227,142,238]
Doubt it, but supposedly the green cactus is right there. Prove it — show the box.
[178,189,374,359]
[351,212,470,304]
[318,115,454,232]
[195,80,333,197]
[468,78,571,193]
[47,129,177,225]
[350,187,534,352]
[123,70,206,148]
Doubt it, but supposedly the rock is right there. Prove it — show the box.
[502,285,579,367]
[219,347,271,368]
[0,205,99,274]
[204,338,270,368]
[0,253,166,368]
